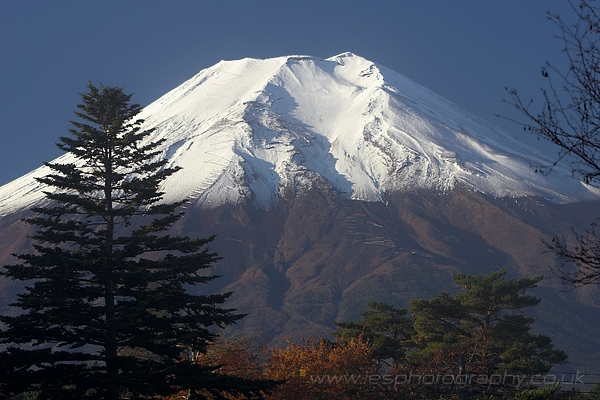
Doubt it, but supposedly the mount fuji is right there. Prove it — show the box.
[1,52,599,217]
[1,53,600,372]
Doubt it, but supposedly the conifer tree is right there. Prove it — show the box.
[409,269,567,377]
[333,301,414,366]
[0,83,274,399]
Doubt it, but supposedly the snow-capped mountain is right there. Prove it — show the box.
[2,53,600,370]
[1,52,599,217]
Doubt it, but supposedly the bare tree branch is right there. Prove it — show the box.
[504,0,600,287]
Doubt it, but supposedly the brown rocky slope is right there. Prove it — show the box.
[1,184,599,372]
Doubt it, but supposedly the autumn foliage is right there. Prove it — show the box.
[264,336,379,399]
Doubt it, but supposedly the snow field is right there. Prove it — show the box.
[1,53,599,217]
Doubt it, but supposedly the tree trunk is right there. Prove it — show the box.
[104,154,119,399]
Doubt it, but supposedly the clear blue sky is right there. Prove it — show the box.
[0,1,572,186]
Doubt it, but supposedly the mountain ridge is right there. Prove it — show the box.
[2,53,599,218]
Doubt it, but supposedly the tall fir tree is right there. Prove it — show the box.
[0,83,275,399]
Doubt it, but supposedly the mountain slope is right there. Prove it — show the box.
[1,53,599,218]
[169,187,600,372]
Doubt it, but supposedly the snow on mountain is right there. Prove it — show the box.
[1,52,599,217]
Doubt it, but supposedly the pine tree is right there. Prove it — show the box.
[409,269,567,378]
[333,301,414,366]
[0,82,274,399]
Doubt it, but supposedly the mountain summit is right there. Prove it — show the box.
[1,52,599,216]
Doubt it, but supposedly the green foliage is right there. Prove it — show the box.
[333,301,413,365]
[409,269,567,376]
[332,270,568,399]
[478,384,563,400]
[0,83,275,399]
[513,384,561,400]
[586,382,600,400]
